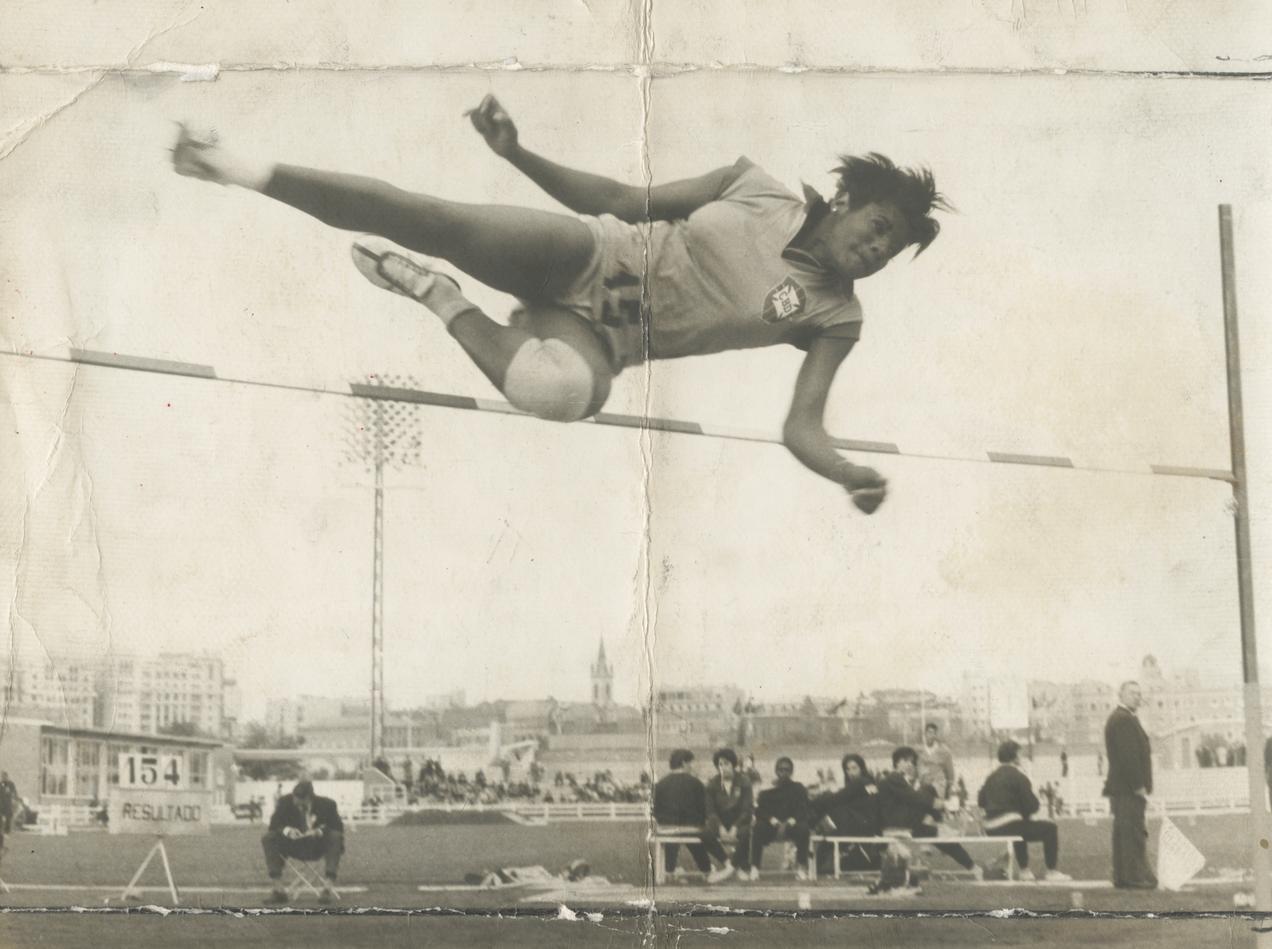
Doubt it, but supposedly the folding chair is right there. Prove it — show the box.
[284,857,338,901]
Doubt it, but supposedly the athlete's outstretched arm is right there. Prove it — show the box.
[783,334,888,511]
[468,95,741,224]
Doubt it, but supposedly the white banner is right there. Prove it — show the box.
[1156,815,1206,891]
[109,789,212,837]
[988,678,1030,731]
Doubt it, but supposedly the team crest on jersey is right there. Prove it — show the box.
[761,276,807,324]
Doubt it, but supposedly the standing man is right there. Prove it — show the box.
[0,772,18,834]
[1103,681,1157,890]
[261,780,345,904]
[651,749,725,880]
[919,723,956,805]
[750,757,813,881]
[703,748,754,883]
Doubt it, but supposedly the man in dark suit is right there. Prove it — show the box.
[1103,680,1157,889]
[652,749,726,878]
[262,779,345,904]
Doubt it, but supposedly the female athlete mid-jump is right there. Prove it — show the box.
[171,96,949,513]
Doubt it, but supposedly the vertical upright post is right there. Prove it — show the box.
[1219,205,1271,916]
[370,403,386,766]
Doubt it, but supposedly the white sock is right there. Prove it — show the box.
[378,256,474,327]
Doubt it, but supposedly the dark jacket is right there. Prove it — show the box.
[876,771,938,832]
[269,793,344,835]
[705,773,753,832]
[811,778,880,836]
[755,779,811,826]
[0,780,17,815]
[1103,706,1153,796]
[978,765,1040,824]
[652,771,707,827]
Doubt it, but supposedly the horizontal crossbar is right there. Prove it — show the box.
[1,348,1236,484]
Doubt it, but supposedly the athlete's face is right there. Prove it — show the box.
[821,198,911,281]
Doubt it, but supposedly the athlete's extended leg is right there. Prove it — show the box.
[172,127,594,302]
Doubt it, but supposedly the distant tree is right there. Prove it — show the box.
[233,720,304,781]
[238,721,302,749]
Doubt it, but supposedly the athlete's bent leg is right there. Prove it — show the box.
[352,239,613,421]
[449,306,612,421]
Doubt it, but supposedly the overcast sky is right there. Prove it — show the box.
[3,66,1272,722]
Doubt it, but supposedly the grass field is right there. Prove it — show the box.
[0,813,1264,947]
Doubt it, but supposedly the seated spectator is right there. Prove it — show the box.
[703,748,754,883]
[261,780,345,904]
[877,746,982,878]
[652,749,727,879]
[750,757,812,880]
[811,753,882,873]
[978,741,1071,882]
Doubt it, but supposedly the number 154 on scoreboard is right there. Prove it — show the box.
[119,753,186,790]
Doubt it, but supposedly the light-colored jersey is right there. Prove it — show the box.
[570,158,864,371]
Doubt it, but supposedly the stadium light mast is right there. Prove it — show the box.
[345,376,422,767]
[1219,206,1271,921]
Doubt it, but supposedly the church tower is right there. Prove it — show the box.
[591,640,613,708]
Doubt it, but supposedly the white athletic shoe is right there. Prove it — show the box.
[351,237,460,302]
[794,867,809,882]
[746,867,760,882]
[707,864,735,884]
[1042,869,1072,882]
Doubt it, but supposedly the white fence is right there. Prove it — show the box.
[507,802,649,823]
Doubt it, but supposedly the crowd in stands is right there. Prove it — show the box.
[652,723,1072,889]
[389,758,651,807]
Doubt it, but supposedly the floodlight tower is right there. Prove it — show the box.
[345,375,422,766]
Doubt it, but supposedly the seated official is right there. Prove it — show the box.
[652,749,727,877]
[750,756,812,880]
[877,746,981,878]
[978,741,1071,882]
[703,748,754,883]
[262,780,345,904]
[811,752,882,873]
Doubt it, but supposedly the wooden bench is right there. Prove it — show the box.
[809,833,1025,882]
[649,825,737,885]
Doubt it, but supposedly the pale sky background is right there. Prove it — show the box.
[4,55,1272,721]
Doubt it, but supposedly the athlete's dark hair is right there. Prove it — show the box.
[832,153,951,257]
[997,741,1022,764]
[669,748,694,769]
[713,747,739,769]
[841,753,870,778]
[892,745,918,767]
